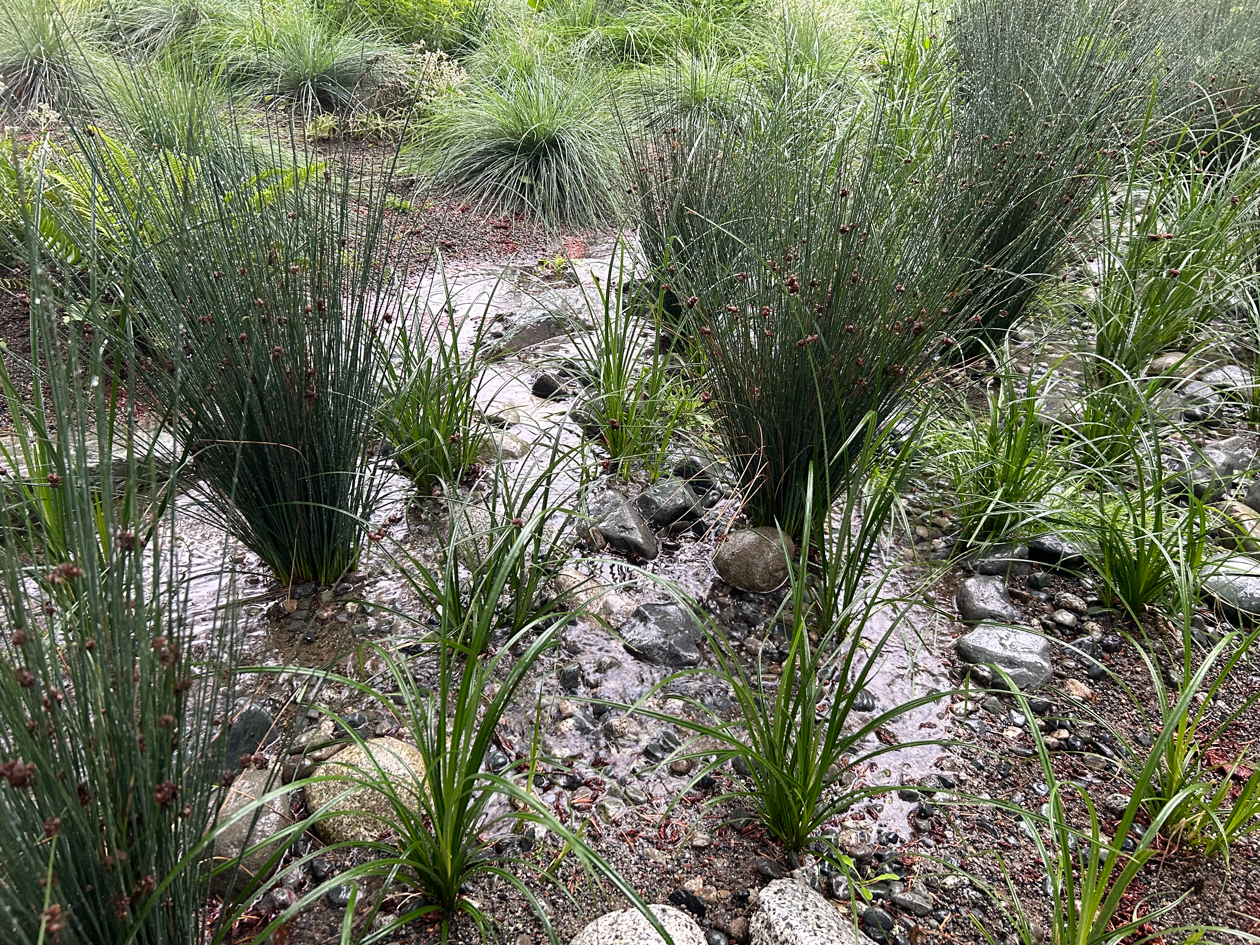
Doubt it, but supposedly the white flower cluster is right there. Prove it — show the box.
[27,102,62,130]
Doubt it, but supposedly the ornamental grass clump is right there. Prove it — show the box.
[61,109,421,584]
[0,217,237,945]
[1,0,103,111]
[945,0,1171,343]
[417,57,623,225]
[191,0,394,115]
[627,69,973,536]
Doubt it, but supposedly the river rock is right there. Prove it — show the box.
[956,623,1053,690]
[1202,555,1260,621]
[570,904,706,945]
[590,491,659,560]
[304,738,427,843]
[714,527,795,593]
[1214,501,1260,553]
[618,603,703,667]
[1147,351,1198,377]
[1200,363,1253,399]
[226,704,278,761]
[975,542,1031,577]
[956,575,1021,624]
[211,768,294,896]
[751,879,875,945]
[491,312,568,355]
[478,431,531,462]
[1027,534,1085,571]
[634,479,700,529]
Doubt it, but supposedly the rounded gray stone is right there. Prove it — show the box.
[570,904,705,945]
[956,575,1021,624]
[304,737,427,843]
[751,879,875,945]
[211,768,294,897]
[956,623,1053,691]
[713,527,795,593]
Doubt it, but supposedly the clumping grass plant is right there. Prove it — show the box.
[628,64,974,536]
[943,355,1068,543]
[60,106,421,585]
[416,59,623,225]
[238,474,654,942]
[566,249,689,480]
[946,0,1171,344]
[319,0,489,54]
[0,218,237,945]
[191,0,394,115]
[629,420,952,853]
[379,273,491,495]
[1,0,103,111]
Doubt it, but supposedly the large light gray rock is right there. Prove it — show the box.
[713,527,795,593]
[752,879,874,945]
[211,768,294,896]
[570,904,705,945]
[956,575,1021,624]
[304,737,427,843]
[956,623,1053,691]
[490,311,568,355]
[617,603,703,667]
[1203,555,1260,620]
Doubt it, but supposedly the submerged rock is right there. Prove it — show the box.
[634,478,700,529]
[570,905,705,945]
[590,491,659,560]
[618,602,703,667]
[956,623,1053,690]
[714,527,795,593]
[751,879,875,945]
[490,311,568,355]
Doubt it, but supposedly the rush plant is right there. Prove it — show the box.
[627,64,973,536]
[60,111,421,584]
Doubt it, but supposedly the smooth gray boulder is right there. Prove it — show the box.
[956,623,1053,690]
[618,603,703,667]
[751,879,875,945]
[713,527,795,594]
[956,575,1022,624]
[211,768,294,896]
[570,905,705,945]
[590,491,659,560]
[1203,555,1260,620]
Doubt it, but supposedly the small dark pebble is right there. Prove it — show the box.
[753,856,783,880]
[326,882,356,909]
[668,888,707,919]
